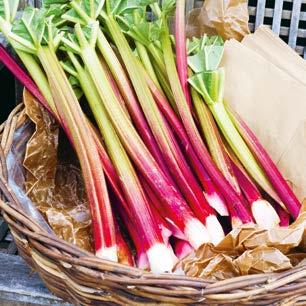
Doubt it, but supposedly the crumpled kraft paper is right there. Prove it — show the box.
[22,90,93,252]
[186,0,250,41]
[182,202,306,279]
[220,39,306,202]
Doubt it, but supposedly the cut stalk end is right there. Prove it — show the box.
[205,215,225,245]
[251,199,280,229]
[205,192,229,216]
[147,243,176,273]
[184,218,210,249]
[96,245,118,262]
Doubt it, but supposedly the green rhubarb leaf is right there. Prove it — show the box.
[161,0,175,18]
[11,7,64,54]
[11,8,45,52]
[187,37,201,55]
[106,0,156,16]
[62,0,105,24]
[188,35,224,73]
[117,8,160,45]
[0,0,19,22]
[43,0,68,8]
[189,68,225,105]
[45,4,69,27]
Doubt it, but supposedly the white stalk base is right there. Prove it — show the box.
[184,218,210,249]
[205,215,225,245]
[96,245,118,262]
[147,243,176,273]
[205,192,229,216]
[252,199,280,229]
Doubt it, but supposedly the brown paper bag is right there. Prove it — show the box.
[242,26,306,86]
[220,39,306,201]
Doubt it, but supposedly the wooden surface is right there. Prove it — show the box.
[0,253,70,305]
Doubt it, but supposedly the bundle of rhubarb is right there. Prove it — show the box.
[0,0,302,274]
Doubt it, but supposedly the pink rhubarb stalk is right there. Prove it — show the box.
[274,204,290,227]
[173,239,193,260]
[160,21,252,225]
[102,17,214,248]
[227,106,301,219]
[0,44,50,112]
[230,157,280,228]
[140,62,229,217]
[191,88,241,195]
[175,0,192,109]
[40,46,117,261]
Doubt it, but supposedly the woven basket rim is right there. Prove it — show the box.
[0,104,305,305]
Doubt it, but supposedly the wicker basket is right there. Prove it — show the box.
[1,96,306,306]
[1,1,306,305]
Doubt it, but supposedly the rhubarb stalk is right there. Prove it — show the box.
[175,0,192,108]
[103,13,224,244]
[227,105,301,219]
[229,155,280,228]
[64,49,175,273]
[191,87,241,195]
[138,61,229,216]
[160,9,252,224]
[7,7,117,260]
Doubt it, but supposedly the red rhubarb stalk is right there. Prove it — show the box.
[41,46,117,261]
[139,61,229,217]
[191,87,241,195]
[160,20,252,225]
[173,239,193,260]
[230,157,280,228]
[274,204,290,227]
[0,44,50,112]
[101,17,214,248]
[227,106,301,219]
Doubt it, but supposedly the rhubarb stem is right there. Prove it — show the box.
[191,87,241,195]
[160,18,252,224]
[227,105,302,219]
[175,0,192,109]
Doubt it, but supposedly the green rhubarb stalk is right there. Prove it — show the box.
[135,41,162,92]
[64,1,173,182]
[160,7,253,224]
[190,69,280,227]
[190,69,276,199]
[191,87,241,194]
[7,6,117,260]
[63,23,177,272]
[103,12,224,244]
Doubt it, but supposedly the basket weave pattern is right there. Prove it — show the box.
[0,107,306,305]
